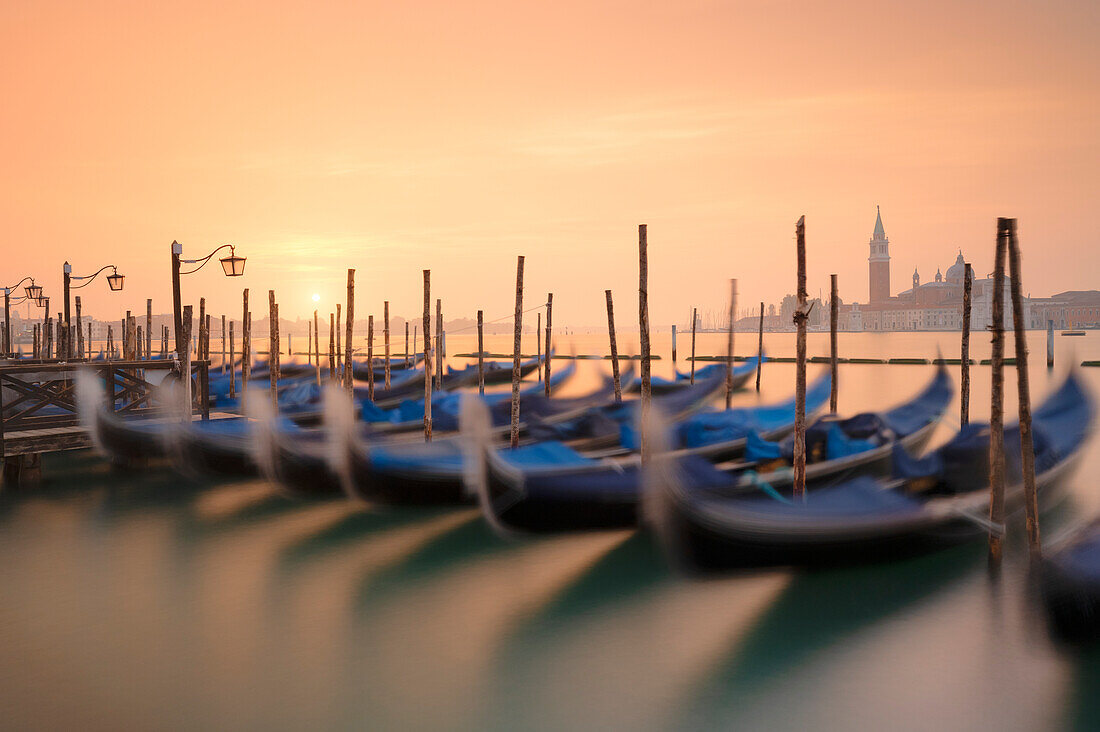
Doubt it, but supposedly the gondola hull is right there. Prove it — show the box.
[171,424,256,477]
[478,368,944,534]
[268,437,342,497]
[92,409,170,465]
[480,419,935,534]
[482,456,638,532]
[1041,517,1100,643]
[663,450,1080,571]
[347,448,469,505]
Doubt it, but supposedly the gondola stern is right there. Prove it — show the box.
[460,393,522,538]
[322,383,361,501]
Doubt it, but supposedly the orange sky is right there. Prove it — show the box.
[2,0,1098,326]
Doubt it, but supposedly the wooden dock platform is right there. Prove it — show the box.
[1,359,211,486]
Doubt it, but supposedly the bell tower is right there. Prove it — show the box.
[868,206,891,303]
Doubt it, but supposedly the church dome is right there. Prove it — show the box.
[945,252,967,283]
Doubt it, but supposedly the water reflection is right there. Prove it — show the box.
[1,332,1099,728]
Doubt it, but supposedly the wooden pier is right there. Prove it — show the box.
[1,358,211,486]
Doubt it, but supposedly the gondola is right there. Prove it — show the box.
[443,351,548,388]
[475,367,954,534]
[627,356,764,395]
[77,371,185,465]
[335,365,714,506]
[651,370,1092,571]
[81,371,326,469]
[634,368,834,462]
[520,368,729,454]
[253,419,343,497]
[1041,518,1100,643]
[722,363,953,491]
[357,366,432,409]
[365,352,546,409]
[86,406,175,465]
[168,416,257,476]
[178,366,577,481]
[350,353,425,380]
[257,361,601,497]
[362,360,581,434]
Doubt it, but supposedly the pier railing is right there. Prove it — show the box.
[0,359,210,457]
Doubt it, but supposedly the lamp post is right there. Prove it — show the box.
[66,263,125,358]
[170,242,246,356]
[39,296,50,357]
[2,277,43,357]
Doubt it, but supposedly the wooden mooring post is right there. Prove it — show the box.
[75,296,84,359]
[229,321,236,398]
[367,314,375,401]
[690,306,697,385]
[269,291,279,406]
[1047,317,1056,367]
[335,303,342,377]
[1007,218,1041,558]
[423,270,432,442]
[793,216,808,499]
[477,310,485,395]
[345,269,355,393]
[127,313,137,361]
[179,305,194,420]
[241,289,251,403]
[384,301,391,389]
[544,293,553,397]
[961,263,973,427]
[988,220,1009,565]
[328,313,336,380]
[725,279,736,409]
[198,299,206,363]
[435,299,443,390]
[756,302,764,392]
[404,321,410,367]
[830,274,839,413]
[146,299,152,364]
[605,290,622,403]
[671,324,677,372]
[220,314,226,372]
[510,257,525,448]
[314,310,321,386]
[638,225,651,460]
[536,312,542,381]
[200,313,210,409]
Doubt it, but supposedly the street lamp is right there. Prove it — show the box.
[65,263,125,358]
[219,248,247,277]
[2,276,41,357]
[170,241,246,355]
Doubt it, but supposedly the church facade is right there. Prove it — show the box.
[845,208,1025,332]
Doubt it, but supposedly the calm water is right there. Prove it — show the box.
[3,331,1100,730]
